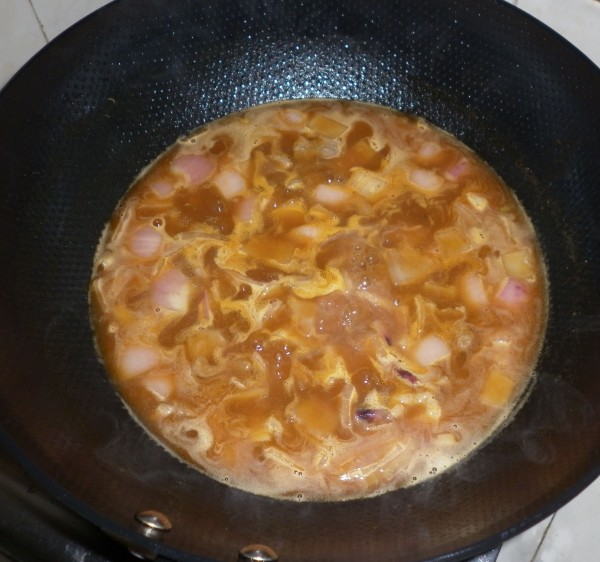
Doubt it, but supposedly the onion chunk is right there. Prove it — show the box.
[128,226,162,258]
[151,269,190,312]
[214,169,246,199]
[120,346,159,379]
[409,168,444,191]
[171,154,214,185]
[414,335,450,366]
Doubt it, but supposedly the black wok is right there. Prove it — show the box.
[0,0,599,561]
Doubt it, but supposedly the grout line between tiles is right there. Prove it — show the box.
[27,0,49,43]
[529,513,556,562]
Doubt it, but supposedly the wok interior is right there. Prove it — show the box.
[0,0,599,561]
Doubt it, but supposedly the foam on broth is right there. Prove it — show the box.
[90,100,547,501]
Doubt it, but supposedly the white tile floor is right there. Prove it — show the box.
[0,1,598,561]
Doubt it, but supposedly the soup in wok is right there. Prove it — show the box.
[90,99,547,501]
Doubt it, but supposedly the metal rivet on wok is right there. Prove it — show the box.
[128,510,173,560]
[134,510,173,534]
[238,543,279,562]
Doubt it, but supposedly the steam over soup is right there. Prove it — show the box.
[90,100,547,500]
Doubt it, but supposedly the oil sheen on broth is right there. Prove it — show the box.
[90,100,547,501]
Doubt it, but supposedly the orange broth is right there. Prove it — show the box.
[90,100,547,500]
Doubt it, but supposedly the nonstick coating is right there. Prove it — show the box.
[0,1,599,561]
